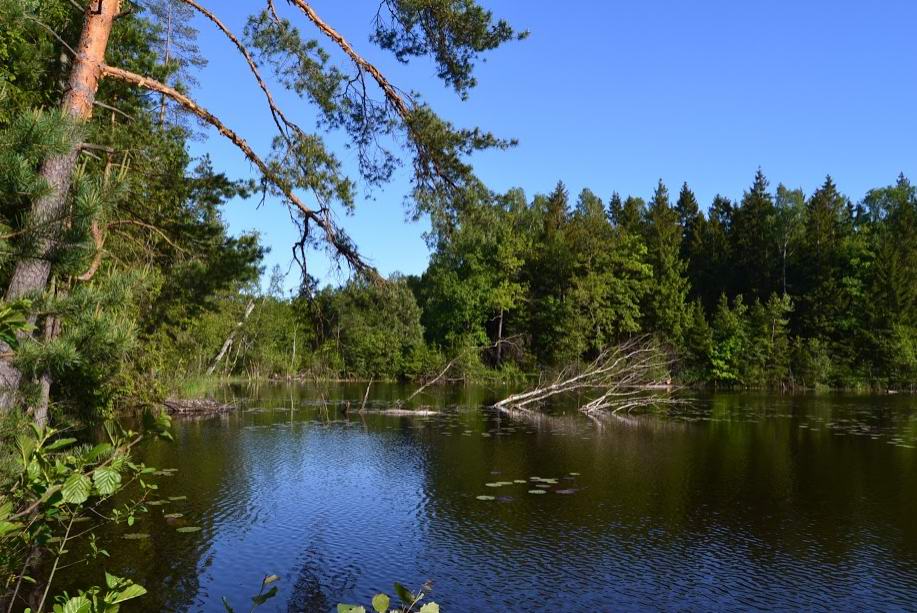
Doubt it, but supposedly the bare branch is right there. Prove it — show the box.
[494,337,683,417]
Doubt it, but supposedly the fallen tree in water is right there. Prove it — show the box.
[163,398,236,416]
[494,337,681,416]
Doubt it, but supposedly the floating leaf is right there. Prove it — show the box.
[513,480,527,484]
[372,593,390,613]
[484,482,503,488]
[164,513,183,519]
[122,533,150,540]
[168,496,187,501]
[569,472,581,476]
[176,526,201,533]
[475,495,495,501]
[337,605,365,613]
[527,490,546,495]
[555,489,577,495]
[419,604,440,613]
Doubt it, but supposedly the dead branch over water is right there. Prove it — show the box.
[494,337,682,416]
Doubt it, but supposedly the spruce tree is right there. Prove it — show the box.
[643,180,690,345]
[731,169,778,300]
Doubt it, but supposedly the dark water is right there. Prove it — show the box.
[62,384,917,611]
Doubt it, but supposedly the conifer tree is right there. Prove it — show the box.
[731,169,778,300]
[643,180,690,345]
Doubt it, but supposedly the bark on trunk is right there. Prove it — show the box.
[0,0,121,412]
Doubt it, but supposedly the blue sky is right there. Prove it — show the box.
[184,1,917,290]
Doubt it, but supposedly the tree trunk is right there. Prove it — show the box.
[0,0,121,412]
[207,300,256,376]
[495,307,504,365]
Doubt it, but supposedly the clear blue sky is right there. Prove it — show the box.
[184,1,917,290]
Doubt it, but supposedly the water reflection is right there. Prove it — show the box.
[59,385,916,611]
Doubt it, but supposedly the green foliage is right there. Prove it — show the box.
[0,414,172,610]
[313,276,429,380]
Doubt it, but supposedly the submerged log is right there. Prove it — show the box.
[163,398,235,416]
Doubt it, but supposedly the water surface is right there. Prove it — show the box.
[65,384,917,611]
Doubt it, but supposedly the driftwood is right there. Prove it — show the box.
[163,398,235,416]
[494,337,681,417]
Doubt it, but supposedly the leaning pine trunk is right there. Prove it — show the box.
[0,0,122,412]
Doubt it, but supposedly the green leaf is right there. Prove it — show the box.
[93,466,122,495]
[262,574,280,587]
[61,473,92,504]
[419,604,440,613]
[44,437,77,451]
[110,583,147,604]
[0,520,20,536]
[176,526,201,533]
[105,571,120,589]
[251,586,277,605]
[87,443,113,461]
[393,583,415,606]
[372,593,390,613]
[58,595,91,613]
[337,606,366,613]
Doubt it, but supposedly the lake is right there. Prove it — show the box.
[63,384,917,611]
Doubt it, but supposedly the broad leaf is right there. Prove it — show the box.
[61,473,92,504]
[93,466,122,495]
[110,583,147,604]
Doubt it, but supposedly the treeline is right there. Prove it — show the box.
[184,171,916,389]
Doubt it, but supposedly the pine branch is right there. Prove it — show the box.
[100,63,378,279]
